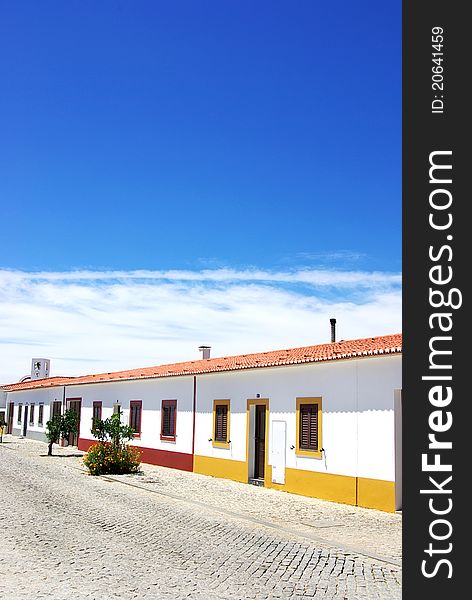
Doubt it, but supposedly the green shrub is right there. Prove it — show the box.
[83,412,142,476]
[83,442,142,476]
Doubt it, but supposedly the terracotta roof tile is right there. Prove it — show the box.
[1,333,401,392]
[1,376,76,391]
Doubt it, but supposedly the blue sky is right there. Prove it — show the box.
[0,1,401,382]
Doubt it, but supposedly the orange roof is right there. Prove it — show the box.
[1,333,402,392]
[1,376,76,392]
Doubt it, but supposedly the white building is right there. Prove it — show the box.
[0,389,6,426]
[1,333,402,512]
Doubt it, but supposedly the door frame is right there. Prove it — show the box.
[66,397,82,446]
[254,404,266,479]
[22,405,29,437]
[7,402,14,434]
[245,398,269,482]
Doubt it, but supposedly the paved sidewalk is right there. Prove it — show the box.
[118,460,402,565]
[0,436,402,599]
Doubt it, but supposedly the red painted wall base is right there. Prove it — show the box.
[78,437,193,472]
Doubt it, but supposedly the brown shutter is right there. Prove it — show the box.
[222,407,227,441]
[129,401,142,434]
[309,405,318,450]
[215,406,222,440]
[300,404,318,451]
[163,405,170,435]
[162,404,175,436]
[161,401,176,438]
[169,404,175,436]
[300,406,309,449]
[215,405,228,442]
[93,402,101,421]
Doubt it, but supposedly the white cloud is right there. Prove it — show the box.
[0,267,401,287]
[0,268,401,384]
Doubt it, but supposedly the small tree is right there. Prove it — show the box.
[92,412,135,447]
[45,409,79,456]
[83,412,141,475]
[62,409,80,442]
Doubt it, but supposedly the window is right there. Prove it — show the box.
[129,401,142,437]
[38,404,44,426]
[92,401,102,430]
[296,397,322,458]
[29,404,35,425]
[161,400,177,441]
[52,401,62,417]
[18,404,23,424]
[213,400,230,448]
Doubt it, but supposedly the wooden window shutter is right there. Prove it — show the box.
[161,400,177,439]
[300,404,318,451]
[129,401,142,435]
[163,405,170,434]
[93,402,102,422]
[162,404,174,436]
[215,404,228,442]
[92,402,102,431]
[309,405,318,450]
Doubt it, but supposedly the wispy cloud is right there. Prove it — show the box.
[0,267,401,287]
[289,250,369,264]
[0,267,401,383]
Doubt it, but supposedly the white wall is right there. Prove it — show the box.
[194,354,401,481]
[6,386,65,435]
[356,355,401,481]
[70,375,195,455]
[4,353,402,483]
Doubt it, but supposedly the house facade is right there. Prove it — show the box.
[1,333,402,512]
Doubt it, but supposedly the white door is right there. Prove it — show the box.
[271,420,286,484]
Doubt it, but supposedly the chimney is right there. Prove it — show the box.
[329,318,336,343]
[198,346,211,360]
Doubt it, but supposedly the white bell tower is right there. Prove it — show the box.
[31,358,50,380]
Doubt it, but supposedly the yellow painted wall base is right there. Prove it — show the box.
[193,456,396,512]
[266,465,357,506]
[357,477,396,512]
[194,454,247,483]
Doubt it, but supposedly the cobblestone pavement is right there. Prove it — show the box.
[0,437,401,599]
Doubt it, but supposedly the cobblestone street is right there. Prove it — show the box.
[0,437,401,599]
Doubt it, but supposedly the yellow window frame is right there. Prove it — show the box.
[213,399,230,448]
[296,397,322,458]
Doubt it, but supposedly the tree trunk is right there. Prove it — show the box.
[48,441,53,456]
